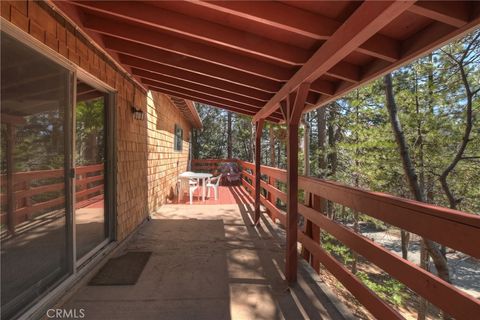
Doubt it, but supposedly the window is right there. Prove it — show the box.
[174,124,183,151]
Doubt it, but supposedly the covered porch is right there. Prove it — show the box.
[62,187,350,320]
[59,158,480,319]
[1,1,479,319]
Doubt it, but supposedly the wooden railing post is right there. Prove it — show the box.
[254,119,264,225]
[310,194,323,271]
[284,82,311,284]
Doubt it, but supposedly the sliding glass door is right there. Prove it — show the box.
[1,30,113,319]
[1,32,73,319]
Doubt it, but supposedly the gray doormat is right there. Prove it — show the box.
[89,251,152,286]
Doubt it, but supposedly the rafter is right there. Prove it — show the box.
[253,1,414,121]
[69,0,311,65]
[119,55,272,101]
[147,84,283,123]
[409,1,470,28]
[82,14,293,81]
[310,80,336,96]
[326,62,361,83]
[305,13,480,113]
[144,80,282,118]
[186,0,401,62]
[104,37,283,93]
[138,72,264,108]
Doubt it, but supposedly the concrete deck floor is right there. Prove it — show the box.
[63,188,349,320]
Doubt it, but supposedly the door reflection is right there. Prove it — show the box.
[75,81,107,261]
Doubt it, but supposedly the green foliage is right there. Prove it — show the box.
[194,104,255,161]
[322,233,409,307]
[76,99,105,165]
[321,232,355,265]
[356,271,410,306]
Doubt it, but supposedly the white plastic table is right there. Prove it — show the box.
[178,172,213,201]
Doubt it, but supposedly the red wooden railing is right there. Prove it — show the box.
[1,164,104,231]
[191,158,238,174]
[232,160,480,320]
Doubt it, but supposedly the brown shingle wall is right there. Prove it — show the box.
[146,92,191,212]
[1,1,192,240]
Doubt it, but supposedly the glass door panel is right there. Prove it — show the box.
[1,32,72,319]
[75,80,107,261]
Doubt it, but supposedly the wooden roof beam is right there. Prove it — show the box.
[305,10,480,113]
[326,63,361,83]
[311,80,336,96]
[143,80,283,118]
[69,0,311,65]
[104,37,283,93]
[119,55,272,102]
[147,84,283,123]
[253,1,414,122]
[139,71,320,108]
[408,1,470,28]
[188,0,401,63]
[185,0,337,40]
[138,73,265,108]
[82,14,293,81]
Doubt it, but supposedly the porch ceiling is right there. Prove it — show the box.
[54,1,480,123]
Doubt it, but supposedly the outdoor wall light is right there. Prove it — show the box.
[131,106,145,120]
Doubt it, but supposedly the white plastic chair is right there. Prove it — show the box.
[178,177,198,204]
[188,179,199,205]
[206,174,222,200]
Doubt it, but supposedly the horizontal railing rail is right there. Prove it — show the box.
[1,164,104,230]
[191,158,238,174]
[235,160,480,320]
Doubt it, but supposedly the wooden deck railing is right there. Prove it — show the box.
[1,164,104,232]
[234,159,480,320]
[191,158,238,174]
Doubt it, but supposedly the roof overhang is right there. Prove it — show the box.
[52,1,480,123]
[169,97,203,129]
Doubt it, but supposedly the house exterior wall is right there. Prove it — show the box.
[1,0,193,240]
[147,92,191,212]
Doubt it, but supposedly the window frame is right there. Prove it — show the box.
[174,123,184,152]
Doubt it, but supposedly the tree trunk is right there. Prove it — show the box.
[327,104,339,218]
[302,114,311,206]
[302,114,311,176]
[384,73,452,299]
[414,68,430,320]
[439,54,475,211]
[352,92,360,274]
[249,122,255,162]
[192,128,199,159]
[400,230,410,260]
[269,126,276,167]
[227,111,232,159]
[316,108,326,174]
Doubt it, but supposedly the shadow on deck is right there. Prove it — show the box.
[63,186,351,319]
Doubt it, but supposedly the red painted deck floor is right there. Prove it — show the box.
[174,185,253,205]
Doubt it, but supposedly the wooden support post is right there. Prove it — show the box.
[285,82,311,283]
[254,119,264,225]
[6,124,16,235]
